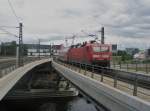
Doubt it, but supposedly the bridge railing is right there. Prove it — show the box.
[0,57,47,78]
[54,59,150,97]
[112,61,150,74]
[52,60,150,111]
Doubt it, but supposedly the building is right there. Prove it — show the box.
[146,48,150,59]
[52,44,63,56]
[0,45,1,54]
[112,44,117,53]
[25,44,62,57]
[125,48,139,56]
[0,41,17,56]
[24,44,49,57]
[133,51,146,60]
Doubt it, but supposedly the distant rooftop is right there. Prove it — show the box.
[24,44,62,50]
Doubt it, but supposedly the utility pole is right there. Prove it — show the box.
[49,42,52,58]
[51,43,54,57]
[101,27,104,44]
[38,39,40,59]
[18,23,23,67]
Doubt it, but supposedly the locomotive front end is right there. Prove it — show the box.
[92,44,112,67]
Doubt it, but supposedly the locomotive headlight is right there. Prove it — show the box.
[93,55,100,58]
[102,55,109,58]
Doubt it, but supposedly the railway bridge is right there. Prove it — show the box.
[0,58,150,111]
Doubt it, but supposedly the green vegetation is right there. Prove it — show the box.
[112,50,150,73]
[0,41,17,56]
[0,41,28,56]
[112,50,133,64]
[143,59,150,63]
[117,50,133,61]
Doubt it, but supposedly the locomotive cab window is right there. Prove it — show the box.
[93,46,109,52]
[93,46,100,52]
[101,46,109,52]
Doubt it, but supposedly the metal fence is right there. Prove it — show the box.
[55,59,150,97]
[111,61,150,74]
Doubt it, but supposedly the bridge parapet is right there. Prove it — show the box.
[52,61,150,111]
[0,59,51,101]
[0,57,45,78]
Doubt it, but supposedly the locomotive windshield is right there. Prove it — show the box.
[93,46,109,52]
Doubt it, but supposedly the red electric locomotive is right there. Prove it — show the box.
[59,41,112,67]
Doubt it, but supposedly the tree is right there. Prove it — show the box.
[0,41,17,56]
[117,50,132,61]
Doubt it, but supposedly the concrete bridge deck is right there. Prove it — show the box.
[0,58,150,111]
[52,61,150,111]
[0,59,51,101]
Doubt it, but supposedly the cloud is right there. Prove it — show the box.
[0,0,149,49]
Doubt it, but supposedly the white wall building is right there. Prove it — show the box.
[25,44,62,57]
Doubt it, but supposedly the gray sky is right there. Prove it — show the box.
[0,0,150,49]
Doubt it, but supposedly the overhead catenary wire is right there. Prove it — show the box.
[0,28,18,38]
[0,26,18,28]
[7,0,20,23]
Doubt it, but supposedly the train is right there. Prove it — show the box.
[58,40,112,67]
